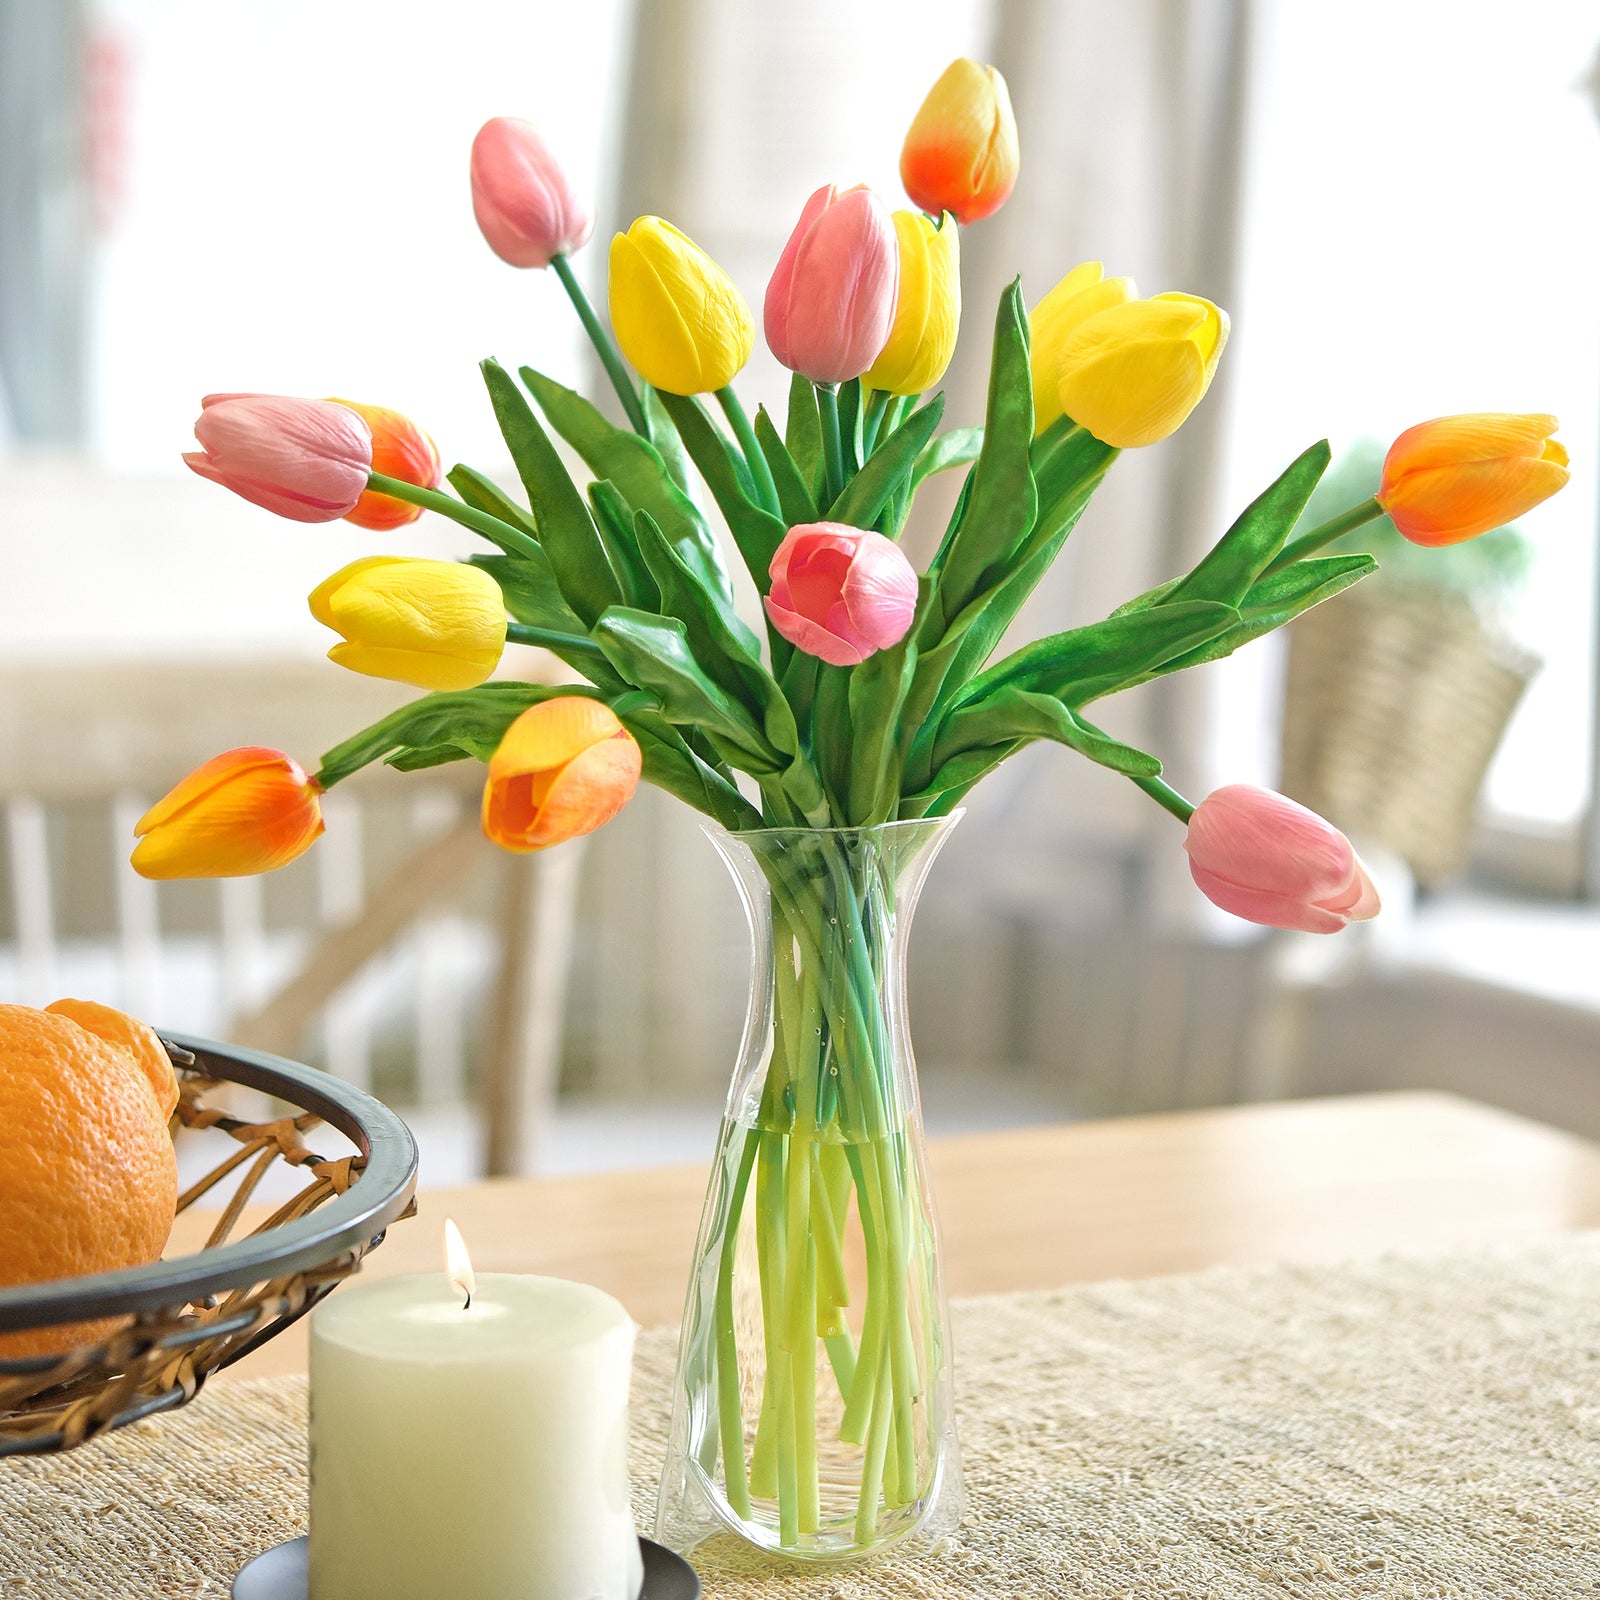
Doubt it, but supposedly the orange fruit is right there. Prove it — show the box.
[0,1001,179,1361]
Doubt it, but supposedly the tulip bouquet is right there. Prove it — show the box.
[142,57,1569,1561]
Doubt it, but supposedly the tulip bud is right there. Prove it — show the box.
[330,399,442,531]
[1183,785,1380,934]
[1378,413,1569,546]
[470,116,595,268]
[900,58,1019,226]
[482,699,642,853]
[765,185,899,387]
[1054,292,1228,449]
[861,210,961,397]
[182,394,372,521]
[608,217,755,396]
[309,557,507,690]
[1028,263,1138,434]
[763,522,918,667]
[131,748,324,879]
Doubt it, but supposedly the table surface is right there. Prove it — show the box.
[178,1090,1600,1380]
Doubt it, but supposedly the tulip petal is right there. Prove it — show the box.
[523,730,642,849]
[763,597,871,666]
[1380,456,1570,545]
[1188,864,1352,934]
[1382,413,1561,482]
[490,697,625,781]
[1029,269,1138,432]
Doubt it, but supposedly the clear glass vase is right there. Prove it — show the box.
[655,816,965,1562]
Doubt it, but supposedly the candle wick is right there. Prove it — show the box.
[463,1288,472,1312]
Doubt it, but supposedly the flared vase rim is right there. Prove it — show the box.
[701,809,966,845]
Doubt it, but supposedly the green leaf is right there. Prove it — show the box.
[592,608,782,776]
[837,378,863,477]
[642,384,694,493]
[446,465,539,542]
[828,395,945,530]
[896,434,1115,794]
[469,552,583,634]
[785,374,824,499]
[656,391,789,592]
[1126,554,1378,685]
[931,687,1161,780]
[911,425,984,491]
[588,481,660,610]
[620,707,763,831]
[1164,440,1332,608]
[631,509,763,694]
[924,281,1037,629]
[479,359,621,626]
[520,366,734,606]
[470,553,630,695]
[316,683,590,787]
[846,638,918,824]
[754,404,818,527]
[385,743,474,773]
[955,599,1239,710]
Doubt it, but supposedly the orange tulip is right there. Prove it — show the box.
[1378,413,1569,546]
[482,699,641,853]
[332,399,442,531]
[131,748,324,879]
[900,58,1019,226]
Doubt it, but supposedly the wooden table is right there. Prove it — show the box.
[185,1091,1600,1381]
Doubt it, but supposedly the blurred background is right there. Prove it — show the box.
[2,0,1598,1184]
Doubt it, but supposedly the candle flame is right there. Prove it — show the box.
[443,1217,475,1309]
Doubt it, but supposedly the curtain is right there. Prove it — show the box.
[0,0,91,444]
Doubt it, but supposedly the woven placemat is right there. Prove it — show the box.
[5,1237,1600,1598]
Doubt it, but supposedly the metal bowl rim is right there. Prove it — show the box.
[0,1033,418,1333]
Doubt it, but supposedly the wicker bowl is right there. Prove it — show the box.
[0,1034,418,1457]
[1281,581,1538,887]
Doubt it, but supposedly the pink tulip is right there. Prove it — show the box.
[182,394,372,522]
[764,522,918,666]
[764,184,899,385]
[470,116,594,268]
[1184,785,1381,934]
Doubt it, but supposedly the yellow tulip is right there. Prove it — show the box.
[1028,263,1137,434]
[309,556,507,690]
[131,748,323,879]
[482,698,642,852]
[1055,292,1229,448]
[862,210,961,397]
[608,217,755,395]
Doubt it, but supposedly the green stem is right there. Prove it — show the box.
[1072,715,1197,823]
[1131,772,1196,824]
[714,1129,760,1519]
[817,383,845,506]
[1262,496,1384,576]
[550,253,649,435]
[504,621,609,661]
[861,388,892,457]
[365,472,542,560]
[715,386,781,517]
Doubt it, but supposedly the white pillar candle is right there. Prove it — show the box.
[308,1247,643,1600]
